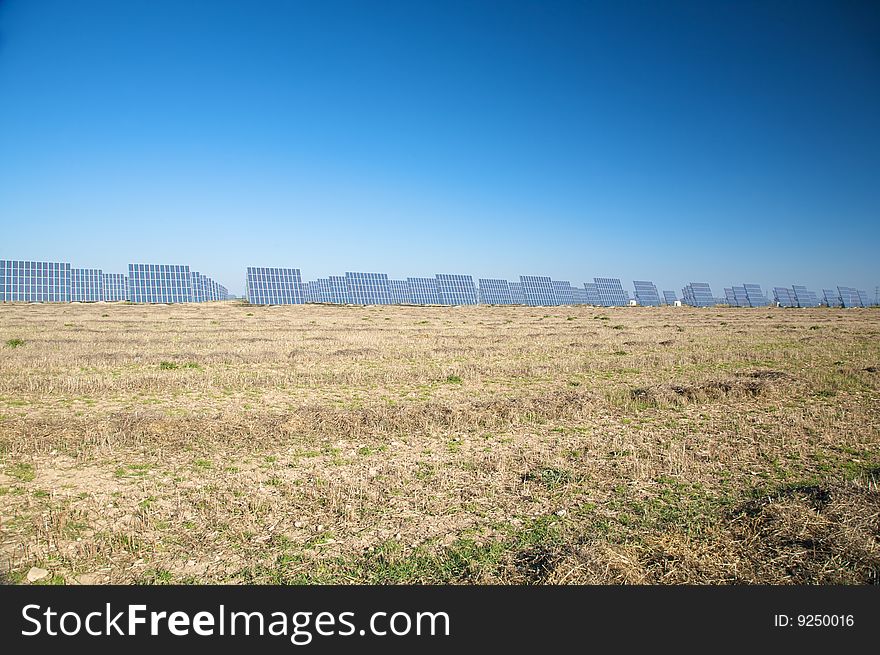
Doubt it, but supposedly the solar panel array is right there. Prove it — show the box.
[388,280,412,304]
[479,279,513,305]
[823,289,842,307]
[520,276,556,306]
[70,268,104,302]
[837,286,863,308]
[246,267,303,305]
[743,284,769,307]
[682,282,715,307]
[103,273,129,302]
[436,274,478,305]
[2,257,873,308]
[0,260,71,302]
[128,264,193,303]
[345,272,391,305]
[633,280,660,306]
[595,278,628,306]
[551,280,576,305]
[509,282,525,305]
[773,287,796,307]
[792,285,819,308]
[571,286,588,304]
[408,277,440,305]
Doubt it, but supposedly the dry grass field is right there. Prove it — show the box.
[1,302,878,585]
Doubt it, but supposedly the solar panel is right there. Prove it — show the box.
[682,282,715,307]
[0,260,71,302]
[584,283,601,305]
[246,267,303,305]
[632,280,660,306]
[478,279,513,305]
[102,273,128,302]
[345,272,391,305]
[519,276,557,306]
[838,286,863,308]
[551,281,576,305]
[773,287,796,307]
[388,280,412,304]
[742,283,769,307]
[662,290,677,305]
[724,288,738,306]
[592,277,627,306]
[190,272,205,303]
[128,264,193,303]
[857,290,869,307]
[570,286,588,305]
[70,268,104,302]
[823,289,842,307]
[436,274,478,305]
[791,285,819,308]
[406,277,440,305]
[509,281,525,304]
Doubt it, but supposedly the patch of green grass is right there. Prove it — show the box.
[159,361,178,370]
[522,467,571,489]
[140,568,174,585]
[5,338,25,348]
[182,362,202,369]
[445,375,462,384]
[7,462,35,482]
[242,514,564,584]
[193,459,213,470]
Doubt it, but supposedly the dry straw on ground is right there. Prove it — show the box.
[0,302,878,584]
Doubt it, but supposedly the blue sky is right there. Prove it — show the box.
[1,0,877,296]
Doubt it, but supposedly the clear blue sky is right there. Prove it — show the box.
[1,0,878,296]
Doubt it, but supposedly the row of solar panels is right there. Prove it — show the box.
[245,269,652,307]
[1,260,873,308]
[0,261,229,303]
[246,269,875,308]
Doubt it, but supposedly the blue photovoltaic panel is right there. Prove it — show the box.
[682,282,714,307]
[838,286,863,308]
[857,289,870,307]
[509,282,525,304]
[345,272,391,305]
[773,287,796,307]
[0,260,71,302]
[551,281,575,305]
[246,267,303,305]
[823,289,842,307]
[594,277,627,306]
[478,279,513,305]
[584,283,601,305]
[743,283,769,307]
[388,280,411,304]
[407,277,440,305]
[724,288,738,306]
[791,285,818,308]
[128,264,193,303]
[70,268,104,302]
[570,286,587,305]
[190,272,205,302]
[310,278,331,303]
[102,273,128,302]
[305,280,320,303]
[732,286,748,307]
[662,290,677,305]
[436,274,478,305]
[520,276,556,306]
[328,276,349,304]
[633,280,660,306]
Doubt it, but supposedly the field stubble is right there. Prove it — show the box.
[0,302,878,584]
